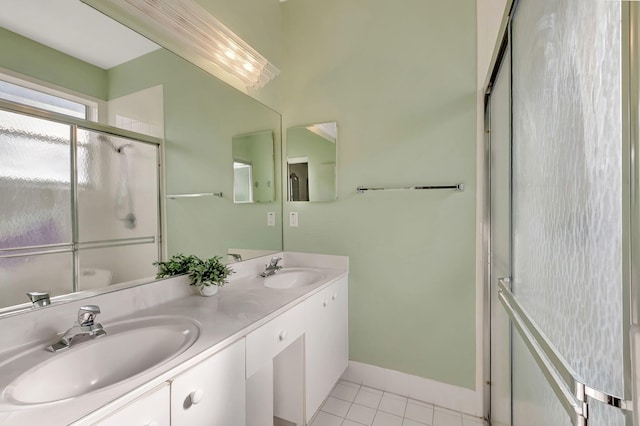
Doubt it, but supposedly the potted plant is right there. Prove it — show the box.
[154,254,234,296]
[154,253,198,278]
[188,256,234,296]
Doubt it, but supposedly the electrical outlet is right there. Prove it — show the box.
[289,212,299,227]
[267,212,276,227]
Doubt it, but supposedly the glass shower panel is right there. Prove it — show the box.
[0,252,73,309]
[0,109,72,250]
[76,130,159,243]
[511,0,623,424]
[512,332,573,426]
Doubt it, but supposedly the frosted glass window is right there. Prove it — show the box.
[511,0,623,424]
[0,109,72,249]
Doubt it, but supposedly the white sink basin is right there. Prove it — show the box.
[264,268,326,289]
[2,316,199,405]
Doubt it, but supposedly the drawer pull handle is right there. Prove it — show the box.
[189,389,204,405]
[323,300,328,307]
[332,293,337,301]
[279,330,288,341]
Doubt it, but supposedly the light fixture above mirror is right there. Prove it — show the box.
[81,0,279,90]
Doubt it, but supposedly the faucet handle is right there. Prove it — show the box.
[26,291,50,308]
[269,256,282,267]
[78,305,101,326]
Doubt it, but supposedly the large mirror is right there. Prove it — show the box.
[0,0,282,312]
[286,122,337,202]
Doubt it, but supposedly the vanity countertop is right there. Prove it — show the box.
[0,252,348,426]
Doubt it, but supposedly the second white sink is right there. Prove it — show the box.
[2,316,199,405]
[264,268,326,289]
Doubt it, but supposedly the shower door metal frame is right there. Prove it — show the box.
[482,1,516,423]
[483,0,638,424]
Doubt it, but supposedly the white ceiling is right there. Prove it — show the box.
[0,0,160,70]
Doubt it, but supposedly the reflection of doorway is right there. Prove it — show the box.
[233,161,253,203]
[287,160,309,201]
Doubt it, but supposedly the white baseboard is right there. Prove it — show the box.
[341,361,481,417]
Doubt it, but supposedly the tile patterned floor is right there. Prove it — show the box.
[310,381,487,426]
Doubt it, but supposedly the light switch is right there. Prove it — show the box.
[289,212,299,227]
[267,212,276,227]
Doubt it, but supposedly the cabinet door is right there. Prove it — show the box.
[93,384,169,426]
[171,339,246,426]
[305,277,348,421]
[329,277,349,382]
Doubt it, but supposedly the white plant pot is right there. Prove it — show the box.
[199,284,219,297]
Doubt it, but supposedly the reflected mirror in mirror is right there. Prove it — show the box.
[0,0,282,315]
[286,122,337,202]
[232,131,275,203]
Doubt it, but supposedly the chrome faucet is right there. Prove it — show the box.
[47,305,107,352]
[260,256,283,277]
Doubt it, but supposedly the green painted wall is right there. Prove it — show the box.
[0,27,107,100]
[107,49,282,259]
[282,0,477,389]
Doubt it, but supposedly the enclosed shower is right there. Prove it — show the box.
[484,0,637,425]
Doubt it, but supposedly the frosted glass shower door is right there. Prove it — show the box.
[510,0,626,424]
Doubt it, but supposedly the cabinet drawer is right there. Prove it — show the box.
[246,302,305,377]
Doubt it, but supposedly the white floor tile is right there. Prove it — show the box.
[331,382,360,402]
[313,380,478,426]
[372,410,403,426]
[378,393,408,417]
[321,396,351,417]
[343,420,367,426]
[404,400,434,425]
[433,407,462,426]
[346,403,377,425]
[340,380,362,389]
[403,419,428,426]
[406,399,431,408]
[354,387,383,409]
[310,411,343,426]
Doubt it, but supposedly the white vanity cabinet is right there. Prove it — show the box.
[171,338,246,425]
[304,277,349,422]
[75,270,348,426]
[93,384,170,426]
